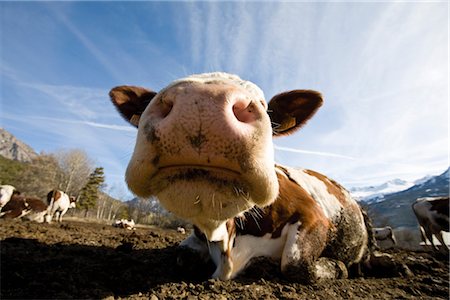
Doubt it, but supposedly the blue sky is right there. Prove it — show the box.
[1,1,448,199]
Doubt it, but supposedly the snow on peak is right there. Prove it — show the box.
[349,179,414,201]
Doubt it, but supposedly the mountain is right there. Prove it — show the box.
[0,128,37,162]
[364,168,449,228]
[350,179,415,201]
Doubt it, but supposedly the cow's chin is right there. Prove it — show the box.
[151,166,278,225]
[155,177,253,222]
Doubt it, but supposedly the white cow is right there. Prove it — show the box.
[113,219,135,230]
[45,190,76,223]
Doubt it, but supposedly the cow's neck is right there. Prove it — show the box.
[192,218,229,243]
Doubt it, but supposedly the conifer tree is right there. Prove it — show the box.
[78,167,105,217]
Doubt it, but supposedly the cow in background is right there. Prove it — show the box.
[112,219,136,230]
[0,185,20,212]
[373,226,397,247]
[0,194,47,222]
[412,196,449,253]
[45,190,76,223]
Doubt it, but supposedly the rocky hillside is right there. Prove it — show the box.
[364,168,449,228]
[0,128,37,162]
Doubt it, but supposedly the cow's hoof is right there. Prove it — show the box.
[315,258,348,280]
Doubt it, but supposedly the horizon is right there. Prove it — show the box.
[1,2,448,199]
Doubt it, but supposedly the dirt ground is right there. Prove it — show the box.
[1,218,448,299]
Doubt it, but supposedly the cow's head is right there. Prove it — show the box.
[110,73,322,237]
[69,196,76,208]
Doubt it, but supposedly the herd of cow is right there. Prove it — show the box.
[0,185,136,229]
[373,195,450,254]
[0,185,76,223]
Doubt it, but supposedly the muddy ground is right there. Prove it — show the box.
[1,218,448,299]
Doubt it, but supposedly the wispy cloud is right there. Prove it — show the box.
[274,144,356,160]
[2,113,135,133]
[2,2,447,191]
[47,4,125,82]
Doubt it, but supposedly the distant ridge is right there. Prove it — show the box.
[0,128,37,162]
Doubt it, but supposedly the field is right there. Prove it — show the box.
[1,218,449,299]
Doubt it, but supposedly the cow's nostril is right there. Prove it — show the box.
[159,100,173,119]
[233,101,255,123]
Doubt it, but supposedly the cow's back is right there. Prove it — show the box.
[277,165,369,266]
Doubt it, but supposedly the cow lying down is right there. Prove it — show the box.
[0,194,48,223]
[109,72,375,283]
[113,219,136,230]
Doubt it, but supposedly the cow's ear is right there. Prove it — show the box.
[268,90,323,136]
[109,86,157,127]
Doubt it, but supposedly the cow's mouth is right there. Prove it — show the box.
[155,165,241,181]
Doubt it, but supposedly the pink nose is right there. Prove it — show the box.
[232,98,257,124]
[144,83,262,161]
[150,91,257,126]
[148,85,259,135]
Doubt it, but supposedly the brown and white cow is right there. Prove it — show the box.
[373,226,397,246]
[109,72,372,282]
[0,194,48,222]
[412,196,449,253]
[45,190,76,223]
[0,185,19,212]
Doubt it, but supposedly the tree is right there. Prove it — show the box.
[55,149,93,196]
[78,167,105,217]
[0,156,26,187]
[19,153,62,198]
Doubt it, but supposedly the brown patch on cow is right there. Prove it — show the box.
[24,197,48,212]
[1,196,28,218]
[235,169,330,239]
[1,195,47,218]
[47,190,62,204]
[304,169,349,206]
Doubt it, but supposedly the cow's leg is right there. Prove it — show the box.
[419,226,428,244]
[280,222,347,283]
[434,231,449,254]
[210,240,234,280]
[423,225,439,251]
[45,211,54,223]
[58,208,68,222]
[389,231,397,245]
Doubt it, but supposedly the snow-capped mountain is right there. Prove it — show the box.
[349,179,415,201]
[349,170,448,203]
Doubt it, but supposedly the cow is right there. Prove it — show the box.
[412,196,449,253]
[45,190,76,223]
[0,185,19,211]
[112,219,136,230]
[373,226,397,247]
[0,194,48,222]
[109,72,373,282]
